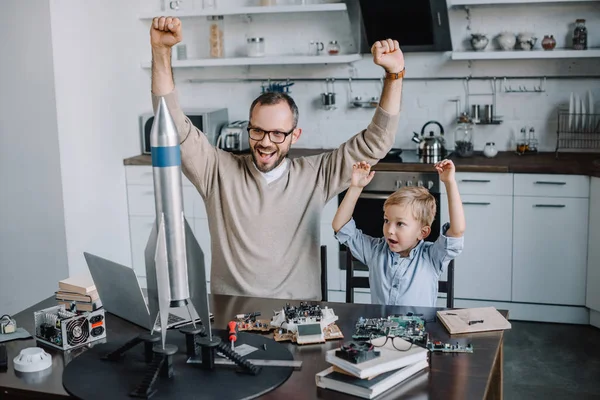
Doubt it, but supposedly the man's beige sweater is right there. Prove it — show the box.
[152,90,399,300]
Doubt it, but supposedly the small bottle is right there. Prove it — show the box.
[516,127,528,154]
[208,15,224,58]
[573,19,587,50]
[327,40,340,55]
[528,127,538,153]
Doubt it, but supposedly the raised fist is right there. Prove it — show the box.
[151,16,182,51]
[371,39,405,74]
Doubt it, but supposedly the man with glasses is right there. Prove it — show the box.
[150,17,404,301]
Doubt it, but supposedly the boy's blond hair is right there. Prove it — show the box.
[383,186,436,227]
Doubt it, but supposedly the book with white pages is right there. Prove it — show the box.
[325,337,429,379]
[316,359,429,399]
[437,306,511,335]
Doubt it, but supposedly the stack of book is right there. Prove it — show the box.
[316,337,429,399]
[55,273,102,312]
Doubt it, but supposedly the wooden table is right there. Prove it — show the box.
[0,295,506,399]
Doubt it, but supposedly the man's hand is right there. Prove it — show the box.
[151,16,182,53]
[350,161,375,188]
[371,39,405,73]
[435,159,456,184]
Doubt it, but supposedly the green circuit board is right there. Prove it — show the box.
[352,315,427,343]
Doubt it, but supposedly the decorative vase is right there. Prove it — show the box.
[542,35,556,50]
[470,34,489,51]
[496,32,516,51]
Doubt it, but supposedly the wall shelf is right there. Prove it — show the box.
[450,0,599,6]
[138,3,347,19]
[451,49,600,60]
[140,54,362,68]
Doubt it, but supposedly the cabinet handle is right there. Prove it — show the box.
[144,191,154,195]
[462,202,491,206]
[460,179,491,183]
[359,193,390,200]
[534,204,566,208]
[534,181,566,185]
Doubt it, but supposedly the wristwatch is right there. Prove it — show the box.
[385,68,405,80]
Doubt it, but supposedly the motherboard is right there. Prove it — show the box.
[352,315,427,344]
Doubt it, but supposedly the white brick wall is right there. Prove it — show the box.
[142,0,600,152]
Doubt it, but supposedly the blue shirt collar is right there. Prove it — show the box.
[391,240,424,260]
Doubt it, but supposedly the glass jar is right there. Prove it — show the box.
[327,40,340,55]
[453,120,474,157]
[483,142,498,158]
[208,15,224,58]
[246,37,265,57]
[573,19,587,50]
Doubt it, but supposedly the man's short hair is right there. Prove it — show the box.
[249,92,299,128]
[384,186,436,227]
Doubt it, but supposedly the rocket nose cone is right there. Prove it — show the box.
[151,97,180,148]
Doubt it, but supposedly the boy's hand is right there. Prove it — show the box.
[434,159,456,183]
[350,161,375,188]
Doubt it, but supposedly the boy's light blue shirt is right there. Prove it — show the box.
[335,219,464,307]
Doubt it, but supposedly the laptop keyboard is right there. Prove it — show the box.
[154,313,186,329]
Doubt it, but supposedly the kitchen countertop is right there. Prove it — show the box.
[123,150,600,177]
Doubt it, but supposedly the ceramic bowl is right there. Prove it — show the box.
[470,34,489,51]
[517,32,537,50]
[496,32,516,50]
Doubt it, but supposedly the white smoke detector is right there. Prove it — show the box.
[13,347,52,373]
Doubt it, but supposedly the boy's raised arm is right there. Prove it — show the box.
[435,160,466,238]
[332,162,375,233]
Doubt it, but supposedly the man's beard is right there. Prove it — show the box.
[251,146,288,173]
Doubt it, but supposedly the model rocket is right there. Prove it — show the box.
[145,97,212,349]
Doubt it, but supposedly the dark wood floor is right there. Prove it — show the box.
[504,321,600,399]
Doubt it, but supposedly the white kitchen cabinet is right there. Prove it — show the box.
[442,194,513,301]
[587,177,600,313]
[512,196,588,305]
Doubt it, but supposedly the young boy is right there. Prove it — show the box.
[332,160,465,307]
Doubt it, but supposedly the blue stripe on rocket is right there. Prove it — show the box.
[151,146,181,167]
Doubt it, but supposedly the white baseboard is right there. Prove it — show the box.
[328,291,590,324]
[590,309,600,328]
[453,299,589,324]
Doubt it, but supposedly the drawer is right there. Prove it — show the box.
[441,173,513,196]
[514,174,589,198]
[127,185,195,217]
[126,166,193,187]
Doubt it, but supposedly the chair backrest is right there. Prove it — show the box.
[320,245,328,301]
[344,248,455,308]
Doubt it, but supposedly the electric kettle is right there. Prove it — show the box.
[217,121,250,152]
[412,120,446,163]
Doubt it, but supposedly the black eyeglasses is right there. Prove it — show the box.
[368,335,414,352]
[247,126,295,144]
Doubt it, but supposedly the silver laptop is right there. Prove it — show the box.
[84,252,204,331]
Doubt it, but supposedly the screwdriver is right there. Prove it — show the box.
[228,321,238,350]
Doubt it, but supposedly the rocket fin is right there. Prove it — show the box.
[184,218,212,340]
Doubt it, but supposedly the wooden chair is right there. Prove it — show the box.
[345,249,455,308]
[320,245,328,301]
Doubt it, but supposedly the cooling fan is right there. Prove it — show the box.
[66,317,90,347]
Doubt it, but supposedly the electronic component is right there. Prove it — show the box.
[0,344,7,372]
[234,311,273,333]
[335,341,380,364]
[270,302,343,345]
[0,315,17,334]
[352,315,427,343]
[427,341,473,353]
[33,305,106,351]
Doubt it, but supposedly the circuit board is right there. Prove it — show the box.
[427,341,473,353]
[352,315,427,343]
[273,323,344,344]
[234,312,274,333]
